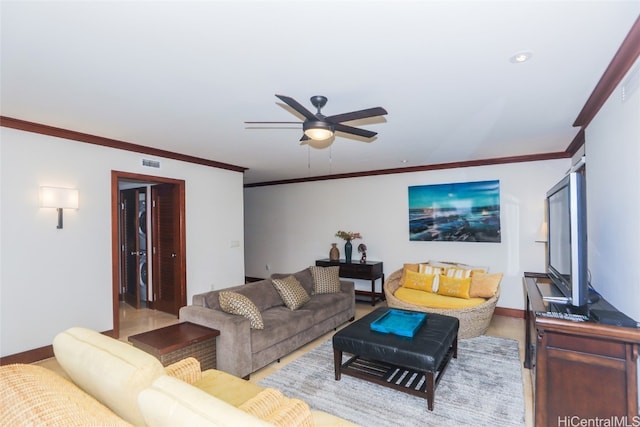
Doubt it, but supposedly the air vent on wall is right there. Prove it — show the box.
[142,159,160,168]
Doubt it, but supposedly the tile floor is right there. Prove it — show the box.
[36,301,533,426]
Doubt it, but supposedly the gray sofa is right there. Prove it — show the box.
[179,267,355,379]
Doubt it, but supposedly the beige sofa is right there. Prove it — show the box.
[0,327,356,427]
[180,266,356,378]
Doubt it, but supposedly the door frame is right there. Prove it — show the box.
[111,170,187,337]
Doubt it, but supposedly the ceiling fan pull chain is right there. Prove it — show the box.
[329,146,333,174]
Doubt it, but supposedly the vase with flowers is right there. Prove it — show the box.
[335,231,361,263]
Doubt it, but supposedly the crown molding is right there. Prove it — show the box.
[0,116,247,173]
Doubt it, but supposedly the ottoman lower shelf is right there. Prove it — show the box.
[335,344,456,411]
[128,322,220,370]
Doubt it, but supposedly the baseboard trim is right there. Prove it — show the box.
[494,307,525,319]
[0,329,115,365]
[0,345,54,365]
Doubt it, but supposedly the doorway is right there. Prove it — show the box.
[111,171,187,338]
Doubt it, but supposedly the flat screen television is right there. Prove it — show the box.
[546,171,589,307]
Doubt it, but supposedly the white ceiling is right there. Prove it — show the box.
[2,1,639,184]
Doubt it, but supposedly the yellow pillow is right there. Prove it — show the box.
[401,270,436,293]
[398,263,420,287]
[470,272,503,298]
[437,274,471,299]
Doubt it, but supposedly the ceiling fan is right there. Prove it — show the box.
[246,94,388,143]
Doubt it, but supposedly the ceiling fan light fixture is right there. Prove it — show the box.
[303,121,334,140]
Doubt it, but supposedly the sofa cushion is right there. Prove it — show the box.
[206,279,284,312]
[138,375,271,427]
[251,307,316,354]
[437,274,472,299]
[0,364,131,427]
[272,276,310,310]
[470,272,503,298]
[271,268,314,296]
[219,291,265,329]
[53,326,166,426]
[394,287,486,309]
[194,368,265,407]
[309,265,341,294]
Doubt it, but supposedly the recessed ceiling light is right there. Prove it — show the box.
[510,51,533,63]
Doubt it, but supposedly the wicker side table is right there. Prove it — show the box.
[128,322,220,370]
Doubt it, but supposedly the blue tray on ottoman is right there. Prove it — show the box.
[370,309,427,338]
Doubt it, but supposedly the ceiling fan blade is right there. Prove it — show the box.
[299,134,310,142]
[275,95,317,121]
[244,121,301,124]
[334,123,377,138]
[325,107,388,123]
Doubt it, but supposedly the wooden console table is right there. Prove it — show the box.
[523,272,640,426]
[315,259,384,306]
[128,322,220,370]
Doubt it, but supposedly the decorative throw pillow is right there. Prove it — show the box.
[455,262,488,273]
[418,264,443,291]
[218,291,264,329]
[271,268,314,296]
[445,267,472,279]
[401,270,436,293]
[470,272,503,298]
[272,276,310,310]
[418,264,442,275]
[398,263,420,287]
[437,274,472,299]
[309,266,341,294]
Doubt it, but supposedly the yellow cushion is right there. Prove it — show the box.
[138,375,271,427]
[398,263,420,287]
[394,287,486,309]
[470,272,503,298]
[194,369,265,407]
[437,274,472,299]
[401,270,436,292]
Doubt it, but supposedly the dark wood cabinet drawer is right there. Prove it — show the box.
[315,259,384,306]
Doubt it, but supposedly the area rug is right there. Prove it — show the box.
[259,335,525,426]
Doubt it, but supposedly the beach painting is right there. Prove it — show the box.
[408,180,501,242]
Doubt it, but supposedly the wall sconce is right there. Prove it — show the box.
[40,186,79,229]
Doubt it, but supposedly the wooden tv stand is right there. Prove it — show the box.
[523,273,640,427]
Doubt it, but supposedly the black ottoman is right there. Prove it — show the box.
[333,307,459,411]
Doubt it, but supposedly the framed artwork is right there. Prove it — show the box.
[408,180,501,242]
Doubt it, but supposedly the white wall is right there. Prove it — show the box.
[0,127,245,357]
[244,158,569,310]
[585,57,640,322]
